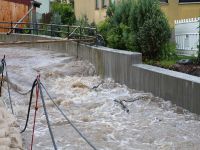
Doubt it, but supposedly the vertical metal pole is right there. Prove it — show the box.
[36,22,38,35]
[95,28,98,45]
[10,21,13,33]
[79,26,82,39]
[51,24,53,37]
[198,18,200,62]
[67,26,70,38]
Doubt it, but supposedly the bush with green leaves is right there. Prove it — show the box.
[51,2,75,25]
[197,20,200,64]
[98,0,173,60]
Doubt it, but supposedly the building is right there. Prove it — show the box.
[0,0,31,23]
[161,0,200,26]
[36,0,50,21]
[0,0,32,32]
[74,0,200,26]
[74,0,110,24]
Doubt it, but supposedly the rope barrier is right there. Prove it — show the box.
[30,75,40,150]
[37,78,57,150]
[21,79,37,133]
[0,56,5,96]
[41,83,98,150]
[0,55,97,149]
[1,55,14,114]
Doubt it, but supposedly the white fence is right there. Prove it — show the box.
[175,18,200,55]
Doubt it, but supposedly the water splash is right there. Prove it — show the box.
[0,46,200,150]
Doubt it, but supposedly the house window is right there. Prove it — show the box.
[96,0,99,9]
[160,0,168,3]
[102,0,107,8]
[179,0,200,3]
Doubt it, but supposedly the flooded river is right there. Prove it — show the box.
[0,46,200,150]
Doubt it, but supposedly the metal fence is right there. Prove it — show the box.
[175,33,199,50]
[175,18,200,55]
[0,21,98,44]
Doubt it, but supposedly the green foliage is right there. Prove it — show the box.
[22,25,31,34]
[145,55,195,69]
[51,2,75,25]
[98,0,173,60]
[197,20,200,64]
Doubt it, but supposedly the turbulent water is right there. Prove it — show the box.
[0,46,200,150]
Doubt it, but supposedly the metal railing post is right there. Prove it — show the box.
[79,26,82,39]
[67,26,70,38]
[36,22,38,35]
[51,24,53,37]
[10,21,13,33]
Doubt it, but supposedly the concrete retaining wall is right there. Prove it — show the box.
[0,34,200,114]
[130,64,200,114]
[0,33,53,42]
[65,42,142,85]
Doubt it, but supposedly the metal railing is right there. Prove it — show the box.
[0,21,98,44]
[175,33,199,51]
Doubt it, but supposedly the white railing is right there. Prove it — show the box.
[175,33,199,50]
[175,18,199,54]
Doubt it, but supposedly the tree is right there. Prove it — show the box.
[98,0,172,60]
[51,2,75,25]
[197,19,200,64]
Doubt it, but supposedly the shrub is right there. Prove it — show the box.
[197,20,200,64]
[51,2,75,25]
[98,0,172,60]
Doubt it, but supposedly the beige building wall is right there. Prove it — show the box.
[74,0,200,26]
[74,0,108,24]
[161,0,200,27]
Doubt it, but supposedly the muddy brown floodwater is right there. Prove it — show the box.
[0,46,200,150]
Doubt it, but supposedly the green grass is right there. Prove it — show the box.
[144,55,195,69]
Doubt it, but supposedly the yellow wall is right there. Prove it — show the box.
[74,0,200,25]
[161,0,200,27]
[74,0,107,24]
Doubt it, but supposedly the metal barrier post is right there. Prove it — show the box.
[10,21,13,33]
[51,24,53,37]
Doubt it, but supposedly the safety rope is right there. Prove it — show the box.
[37,78,57,150]
[30,76,40,150]
[21,79,37,133]
[41,83,98,150]
[1,55,14,114]
[6,79,32,96]
[0,55,96,149]
[0,56,5,96]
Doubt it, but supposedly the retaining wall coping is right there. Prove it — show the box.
[0,33,62,40]
[92,46,141,55]
[134,64,200,83]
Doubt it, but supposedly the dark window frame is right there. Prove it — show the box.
[102,0,107,8]
[179,0,200,3]
[160,0,168,3]
[96,0,99,9]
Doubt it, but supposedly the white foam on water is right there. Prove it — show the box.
[0,46,200,150]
